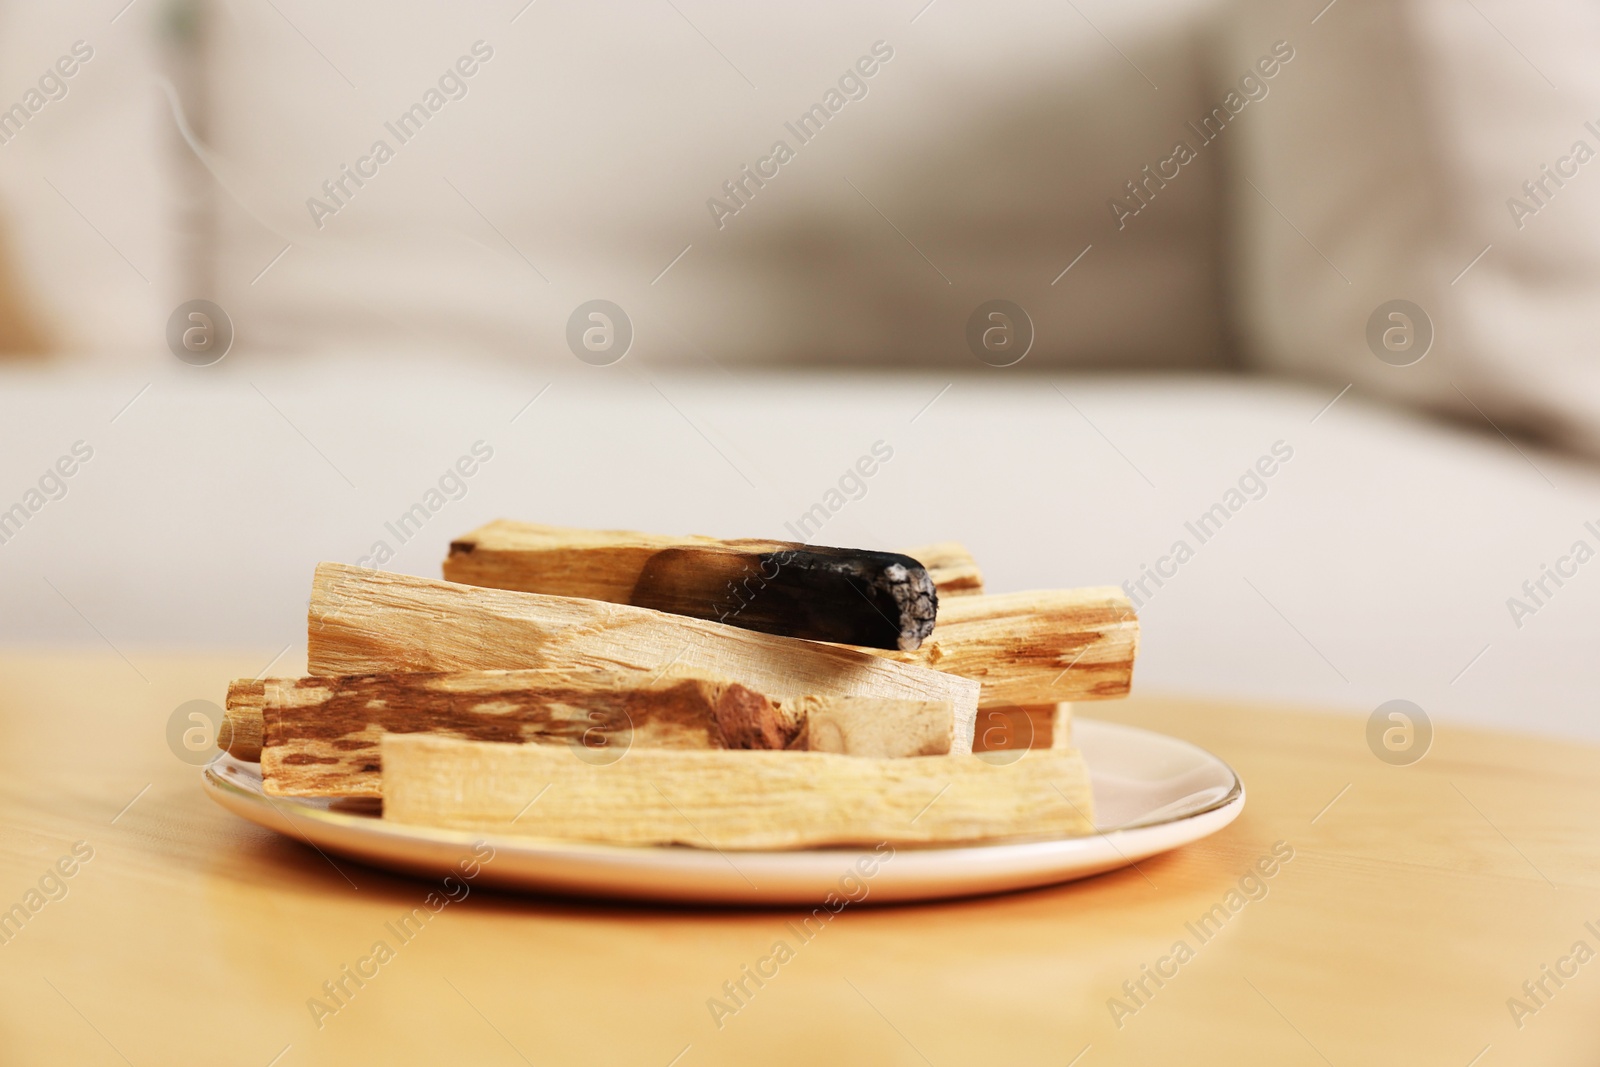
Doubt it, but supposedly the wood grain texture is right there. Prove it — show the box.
[224,669,770,765]
[306,562,979,738]
[381,732,1095,848]
[9,652,1600,1066]
[253,672,802,798]
[790,696,960,758]
[970,703,1066,752]
[225,671,963,783]
[869,587,1138,705]
[443,520,984,598]
[218,678,265,759]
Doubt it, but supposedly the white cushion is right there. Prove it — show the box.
[1225,0,1600,452]
[196,0,1226,367]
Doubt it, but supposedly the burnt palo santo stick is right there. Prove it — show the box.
[445,522,945,650]
[437,524,1137,701]
[444,521,985,601]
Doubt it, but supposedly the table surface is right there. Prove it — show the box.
[3,651,1598,1067]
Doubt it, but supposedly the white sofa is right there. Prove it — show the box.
[3,360,1597,740]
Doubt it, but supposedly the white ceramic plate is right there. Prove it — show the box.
[203,718,1243,905]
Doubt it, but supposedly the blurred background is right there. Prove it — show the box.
[3,0,1600,737]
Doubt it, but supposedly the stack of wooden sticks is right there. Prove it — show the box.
[220,521,1139,850]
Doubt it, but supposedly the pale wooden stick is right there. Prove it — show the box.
[871,588,1138,705]
[307,562,979,736]
[382,733,1095,849]
[443,520,985,598]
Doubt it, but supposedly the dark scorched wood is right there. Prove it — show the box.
[628,544,938,651]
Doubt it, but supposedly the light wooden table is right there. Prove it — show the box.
[3,651,1599,1066]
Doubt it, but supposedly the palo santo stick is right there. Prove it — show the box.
[865,588,1138,705]
[307,562,979,735]
[228,668,771,767]
[382,733,1096,849]
[445,521,940,650]
[224,675,953,767]
[223,671,961,782]
[443,520,984,601]
[254,672,798,798]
